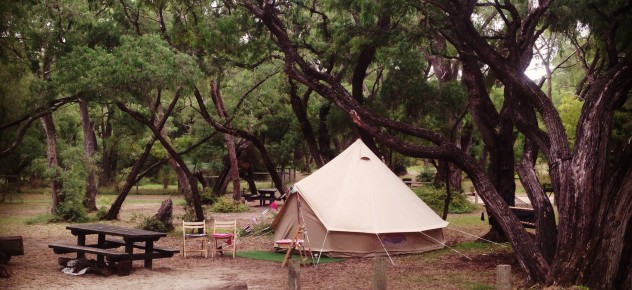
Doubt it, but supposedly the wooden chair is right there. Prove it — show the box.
[212,220,237,258]
[182,221,208,258]
[280,225,309,267]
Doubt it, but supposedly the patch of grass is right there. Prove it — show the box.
[447,210,488,228]
[98,185,179,196]
[236,250,344,264]
[25,213,55,225]
[470,284,495,290]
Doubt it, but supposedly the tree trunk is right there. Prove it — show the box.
[41,113,63,213]
[209,80,240,201]
[117,98,205,222]
[318,102,334,161]
[289,80,325,168]
[193,87,290,198]
[517,139,557,263]
[150,91,193,206]
[101,137,156,220]
[78,98,98,211]
[99,108,117,187]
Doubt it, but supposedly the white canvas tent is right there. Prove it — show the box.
[272,139,449,258]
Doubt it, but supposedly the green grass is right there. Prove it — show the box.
[236,250,344,264]
[447,209,488,228]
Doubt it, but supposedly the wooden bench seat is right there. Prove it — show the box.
[103,238,179,256]
[48,243,126,257]
[509,206,536,229]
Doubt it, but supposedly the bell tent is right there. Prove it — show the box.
[272,139,449,258]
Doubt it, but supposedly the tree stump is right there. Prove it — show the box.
[153,199,174,231]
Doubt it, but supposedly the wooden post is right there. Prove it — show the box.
[288,259,301,290]
[373,256,387,290]
[496,264,511,290]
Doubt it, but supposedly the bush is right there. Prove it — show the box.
[46,147,89,222]
[393,164,408,176]
[211,196,249,213]
[131,213,173,233]
[200,187,217,205]
[95,206,109,220]
[52,201,88,222]
[417,167,436,183]
[177,207,198,222]
[138,216,173,233]
[414,186,475,214]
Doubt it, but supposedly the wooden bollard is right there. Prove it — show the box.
[373,256,387,290]
[496,264,511,290]
[288,259,301,290]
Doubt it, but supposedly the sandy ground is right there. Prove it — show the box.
[0,194,525,290]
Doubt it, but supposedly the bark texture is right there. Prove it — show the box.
[78,98,98,211]
[41,113,63,213]
[210,80,241,201]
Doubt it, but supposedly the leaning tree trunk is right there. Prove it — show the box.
[289,80,326,168]
[318,102,334,161]
[41,113,63,213]
[101,138,156,220]
[117,100,205,222]
[210,80,241,201]
[193,87,290,198]
[150,93,193,205]
[78,97,98,211]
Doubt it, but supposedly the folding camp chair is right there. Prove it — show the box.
[212,220,237,258]
[182,221,208,258]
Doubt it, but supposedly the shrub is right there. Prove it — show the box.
[417,167,436,183]
[211,196,249,213]
[95,206,109,220]
[177,207,198,222]
[414,186,475,214]
[138,216,172,233]
[200,187,217,204]
[393,164,408,176]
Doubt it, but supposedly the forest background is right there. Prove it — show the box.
[1,1,631,288]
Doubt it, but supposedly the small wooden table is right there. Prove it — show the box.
[257,188,277,205]
[49,223,177,274]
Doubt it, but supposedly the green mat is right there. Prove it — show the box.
[236,251,344,264]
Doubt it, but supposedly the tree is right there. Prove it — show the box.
[78,97,98,211]
[241,0,632,287]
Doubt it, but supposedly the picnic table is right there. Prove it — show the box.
[257,188,278,205]
[48,223,178,275]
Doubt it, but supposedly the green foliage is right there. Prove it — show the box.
[177,207,198,223]
[417,167,436,183]
[45,146,90,223]
[200,187,218,205]
[414,186,475,214]
[557,94,583,147]
[138,216,173,233]
[211,196,249,213]
[95,206,109,220]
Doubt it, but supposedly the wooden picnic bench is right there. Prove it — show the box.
[256,188,278,205]
[48,224,178,276]
[509,206,536,229]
